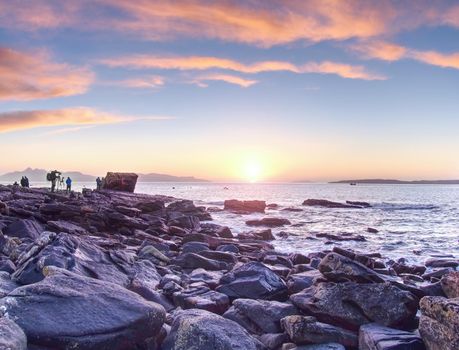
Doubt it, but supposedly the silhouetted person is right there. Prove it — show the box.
[66,177,72,193]
[96,177,102,190]
[20,177,26,187]
[48,170,61,192]
[24,176,30,188]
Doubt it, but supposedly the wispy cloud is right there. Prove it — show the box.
[0,107,172,133]
[100,55,385,80]
[115,76,165,89]
[0,47,93,101]
[351,40,459,71]
[192,74,258,88]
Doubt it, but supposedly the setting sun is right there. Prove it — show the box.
[243,159,262,183]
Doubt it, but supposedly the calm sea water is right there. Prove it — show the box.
[4,181,459,263]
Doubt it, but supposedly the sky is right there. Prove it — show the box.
[0,0,458,182]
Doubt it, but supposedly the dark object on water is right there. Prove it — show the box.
[350,182,357,186]
[102,172,138,193]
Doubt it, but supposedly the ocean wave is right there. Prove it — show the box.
[376,203,439,211]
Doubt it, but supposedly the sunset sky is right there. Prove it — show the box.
[0,0,458,182]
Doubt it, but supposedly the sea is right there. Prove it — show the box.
[3,181,459,264]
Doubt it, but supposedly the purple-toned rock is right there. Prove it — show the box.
[0,317,27,350]
[224,199,266,213]
[246,217,291,227]
[441,271,459,298]
[172,286,229,314]
[102,172,138,192]
[359,323,425,350]
[303,199,363,209]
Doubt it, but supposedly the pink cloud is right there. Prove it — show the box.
[0,47,93,101]
[193,74,258,88]
[0,107,172,133]
[116,76,165,89]
[351,41,407,61]
[409,50,459,70]
[100,55,384,80]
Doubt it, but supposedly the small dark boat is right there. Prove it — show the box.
[350,182,357,186]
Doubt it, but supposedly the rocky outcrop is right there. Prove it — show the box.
[359,323,425,350]
[440,271,459,298]
[291,282,418,331]
[224,199,266,213]
[281,315,358,348]
[0,267,166,349]
[318,252,385,283]
[303,199,364,209]
[419,296,459,350]
[246,217,291,227]
[102,172,138,192]
[217,262,288,301]
[161,309,266,350]
[0,317,27,350]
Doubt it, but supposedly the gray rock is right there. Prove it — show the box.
[359,323,425,350]
[223,299,298,334]
[419,296,459,350]
[4,218,43,240]
[217,262,288,301]
[161,308,266,349]
[318,252,385,283]
[440,271,459,298]
[291,282,418,331]
[0,317,27,350]
[172,286,230,314]
[281,315,357,348]
[0,267,165,350]
[172,252,230,271]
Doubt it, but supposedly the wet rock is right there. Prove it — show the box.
[102,172,138,192]
[217,262,288,301]
[172,252,230,271]
[347,201,372,208]
[0,267,165,350]
[392,261,426,276]
[281,315,357,348]
[316,232,366,242]
[47,220,87,235]
[282,344,345,350]
[172,286,230,314]
[359,323,425,350]
[168,215,200,231]
[282,207,303,212]
[425,258,459,268]
[135,199,165,213]
[440,271,459,298]
[161,308,266,350]
[181,241,210,254]
[246,217,291,227]
[4,218,43,240]
[0,317,27,350]
[318,252,385,283]
[367,227,379,233]
[302,199,362,209]
[190,268,223,288]
[217,244,240,254]
[259,333,289,349]
[224,199,266,213]
[0,271,19,297]
[254,228,276,240]
[223,299,298,334]
[419,296,459,350]
[291,282,418,331]
[287,270,324,294]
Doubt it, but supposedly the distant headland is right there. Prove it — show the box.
[0,168,209,183]
[331,179,459,185]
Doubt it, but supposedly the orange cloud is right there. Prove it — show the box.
[0,107,171,133]
[193,74,258,88]
[351,41,407,61]
[100,55,384,80]
[0,47,93,101]
[409,50,459,70]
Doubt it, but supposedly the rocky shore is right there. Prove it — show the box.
[0,183,458,349]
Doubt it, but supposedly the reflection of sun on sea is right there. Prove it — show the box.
[244,160,262,183]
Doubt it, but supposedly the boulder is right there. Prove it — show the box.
[4,218,43,240]
[224,199,266,213]
[359,323,425,350]
[246,217,291,227]
[0,267,166,350]
[161,308,266,350]
[0,317,27,350]
[223,299,298,334]
[282,344,344,350]
[440,271,459,298]
[302,199,362,209]
[291,282,418,331]
[217,262,288,301]
[318,252,385,283]
[172,252,230,271]
[419,296,459,350]
[425,258,459,268]
[281,315,358,348]
[172,286,230,314]
[102,172,138,193]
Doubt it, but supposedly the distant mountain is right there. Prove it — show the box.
[0,168,209,183]
[331,179,459,185]
[138,173,209,182]
[0,168,96,182]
